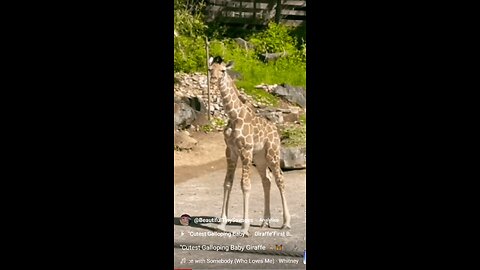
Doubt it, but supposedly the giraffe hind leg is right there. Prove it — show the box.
[267,154,291,229]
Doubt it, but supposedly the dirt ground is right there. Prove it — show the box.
[174,131,227,184]
[174,131,307,269]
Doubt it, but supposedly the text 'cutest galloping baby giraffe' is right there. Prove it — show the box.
[208,56,291,236]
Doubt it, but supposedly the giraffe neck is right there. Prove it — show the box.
[219,75,245,120]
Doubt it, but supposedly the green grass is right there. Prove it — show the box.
[279,124,306,147]
[239,86,279,106]
[198,117,227,133]
[299,113,306,124]
[209,42,305,107]
[235,60,305,107]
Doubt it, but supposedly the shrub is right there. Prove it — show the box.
[212,117,227,128]
[174,0,208,73]
[174,36,207,73]
[200,124,214,133]
[174,0,207,37]
[248,22,298,55]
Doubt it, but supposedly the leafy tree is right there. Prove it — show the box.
[174,0,208,72]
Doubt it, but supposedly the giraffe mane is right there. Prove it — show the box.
[211,55,256,112]
[226,72,255,112]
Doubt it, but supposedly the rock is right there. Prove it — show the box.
[272,84,306,108]
[234,37,254,50]
[259,52,288,63]
[174,72,212,97]
[280,146,306,170]
[226,70,243,81]
[174,131,198,150]
[258,111,284,124]
[192,110,210,126]
[173,96,183,103]
[283,112,300,123]
[174,102,196,130]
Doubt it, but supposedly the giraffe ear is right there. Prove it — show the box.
[208,57,214,66]
[226,61,234,69]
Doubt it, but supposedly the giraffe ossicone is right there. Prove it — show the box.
[208,56,291,236]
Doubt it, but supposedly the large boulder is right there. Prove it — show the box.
[234,37,255,50]
[174,102,196,130]
[258,111,284,124]
[280,146,306,170]
[272,84,306,108]
[259,52,288,63]
[282,112,300,123]
[182,96,206,113]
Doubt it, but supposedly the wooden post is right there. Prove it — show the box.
[205,36,211,121]
[275,0,281,23]
[240,0,243,17]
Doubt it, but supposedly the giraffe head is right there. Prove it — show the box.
[208,56,234,85]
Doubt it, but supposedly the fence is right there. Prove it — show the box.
[205,0,306,27]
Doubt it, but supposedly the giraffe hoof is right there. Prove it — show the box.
[217,224,227,232]
[261,222,270,228]
[281,224,291,230]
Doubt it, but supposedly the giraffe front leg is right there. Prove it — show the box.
[260,169,272,228]
[239,149,253,237]
[218,147,237,232]
[253,153,272,229]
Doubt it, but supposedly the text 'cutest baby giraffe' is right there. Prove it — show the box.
[208,56,291,236]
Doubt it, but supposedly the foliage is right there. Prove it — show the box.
[174,0,207,37]
[279,124,306,147]
[206,38,305,106]
[299,113,306,125]
[173,4,306,110]
[200,124,214,133]
[249,22,297,55]
[212,117,227,128]
[201,118,228,133]
[288,21,306,50]
[174,35,207,73]
[174,0,208,73]
[199,117,228,133]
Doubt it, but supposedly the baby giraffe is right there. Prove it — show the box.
[208,56,291,236]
